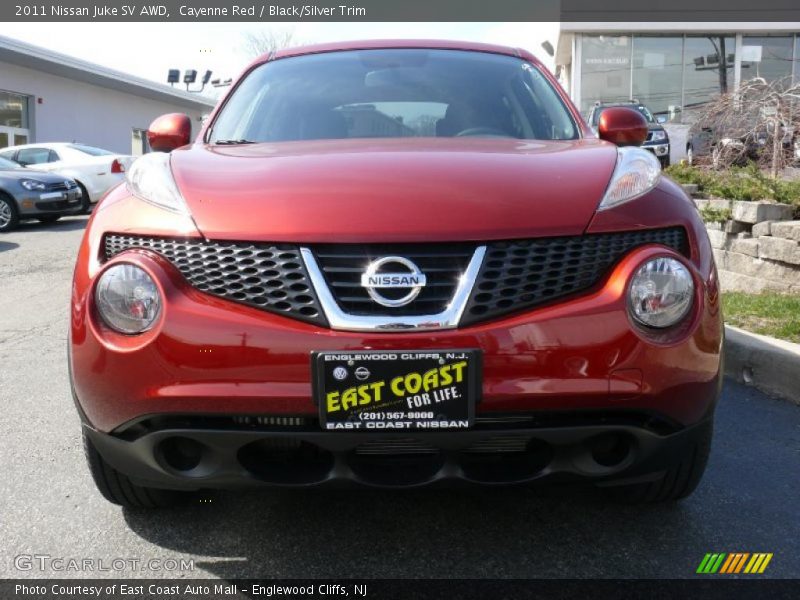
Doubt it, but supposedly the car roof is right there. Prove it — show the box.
[2,142,72,151]
[264,39,539,66]
[594,102,643,108]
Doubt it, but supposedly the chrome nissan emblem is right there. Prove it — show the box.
[360,256,427,308]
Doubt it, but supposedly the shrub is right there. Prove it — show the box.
[664,163,800,206]
[698,206,732,223]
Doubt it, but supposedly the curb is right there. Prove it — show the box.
[724,325,800,404]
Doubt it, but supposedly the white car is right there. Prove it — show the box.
[0,143,134,213]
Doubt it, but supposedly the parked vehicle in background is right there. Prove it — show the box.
[0,143,133,213]
[0,156,82,232]
[587,101,670,167]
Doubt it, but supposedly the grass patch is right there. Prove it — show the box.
[723,291,800,343]
[698,206,732,223]
[665,163,800,207]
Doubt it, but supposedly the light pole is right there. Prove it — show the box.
[167,69,214,93]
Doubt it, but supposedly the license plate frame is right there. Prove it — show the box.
[312,349,481,431]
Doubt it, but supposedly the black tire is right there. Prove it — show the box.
[76,182,92,214]
[659,156,671,168]
[0,192,19,233]
[83,431,188,508]
[37,215,61,224]
[603,421,713,504]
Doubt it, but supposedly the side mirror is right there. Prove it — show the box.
[597,107,648,147]
[656,115,667,124]
[147,113,191,152]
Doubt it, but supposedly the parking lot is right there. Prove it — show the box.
[1,216,799,579]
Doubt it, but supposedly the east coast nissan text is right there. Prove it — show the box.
[70,41,722,508]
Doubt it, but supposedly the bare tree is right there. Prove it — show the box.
[240,29,299,58]
[690,77,800,177]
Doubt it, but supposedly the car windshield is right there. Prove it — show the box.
[68,143,114,156]
[0,156,22,170]
[209,49,579,143]
[632,105,655,123]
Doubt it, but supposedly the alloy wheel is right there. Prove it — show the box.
[0,198,12,229]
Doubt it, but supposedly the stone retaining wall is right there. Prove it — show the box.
[691,197,800,292]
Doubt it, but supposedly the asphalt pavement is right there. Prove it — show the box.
[0,216,798,579]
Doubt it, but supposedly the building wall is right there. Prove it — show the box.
[0,61,209,154]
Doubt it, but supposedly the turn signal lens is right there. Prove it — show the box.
[126,152,189,215]
[95,264,161,334]
[628,257,694,328]
[599,147,661,210]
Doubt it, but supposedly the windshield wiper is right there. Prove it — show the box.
[213,139,257,145]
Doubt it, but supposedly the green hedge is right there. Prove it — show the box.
[665,164,800,205]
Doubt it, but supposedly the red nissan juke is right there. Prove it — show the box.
[69,40,722,507]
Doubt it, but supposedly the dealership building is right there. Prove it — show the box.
[0,35,215,155]
[555,23,800,160]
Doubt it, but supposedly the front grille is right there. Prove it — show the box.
[105,228,688,329]
[354,438,439,456]
[45,181,75,192]
[311,243,475,316]
[114,411,682,438]
[461,227,688,325]
[463,436,531,454]
[104,235,327,326]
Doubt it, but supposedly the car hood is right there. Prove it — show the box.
[170,138,619,243]
[0,168,72,183]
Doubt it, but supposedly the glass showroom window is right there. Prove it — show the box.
[0,90,30,149]
[631,36,683,122]
[794,34,800,85]
[0,91,29,128]
[580,35,631,116]
[682,35,735,123]
[741,36,794,86]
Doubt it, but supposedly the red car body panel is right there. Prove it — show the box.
[71,181,721,433]
[171,139,618,243]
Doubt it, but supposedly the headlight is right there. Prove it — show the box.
[652,130,667,141]
[628,257,694,329]
[598,147,661,211]
[20,179,46,191]
[95,264,161,334]
[126,152,189,215]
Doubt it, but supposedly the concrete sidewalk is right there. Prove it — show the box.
[724,325,800,404]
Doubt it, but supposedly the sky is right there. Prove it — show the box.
[4,22,558,98]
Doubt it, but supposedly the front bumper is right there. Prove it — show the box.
[83,413,713,489]
[17,188,83,216]
[71,241,723,433]
[644,143,670,158]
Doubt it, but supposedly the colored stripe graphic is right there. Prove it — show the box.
[721,553,750,573]
[744,553,774,574]
[697,553,772,574]
[734,553,750,573]
[697,553,727,573]
[720,554,736,574]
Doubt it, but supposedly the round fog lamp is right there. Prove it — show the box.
[95,264,161,334]
[629,257,694,328]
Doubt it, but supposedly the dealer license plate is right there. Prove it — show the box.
[312,349,480,431]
